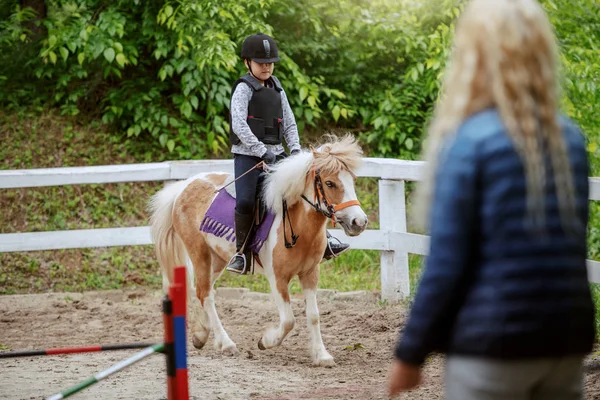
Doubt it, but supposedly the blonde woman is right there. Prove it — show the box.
[388,0,596,399]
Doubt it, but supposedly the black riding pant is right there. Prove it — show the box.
[233,152,288,215]
[233,154,262,215]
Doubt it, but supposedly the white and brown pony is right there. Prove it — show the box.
[148,134,368,366]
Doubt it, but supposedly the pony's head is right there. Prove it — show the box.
[263,134,368,237]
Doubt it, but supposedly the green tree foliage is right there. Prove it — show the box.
[1,0,283,157]
[0,0,461,159]
[541,0,600,174]
[0,0,597,165]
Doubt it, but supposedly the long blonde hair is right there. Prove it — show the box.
[414,0,577,234]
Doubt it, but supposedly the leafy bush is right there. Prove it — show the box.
[0,0,460,160]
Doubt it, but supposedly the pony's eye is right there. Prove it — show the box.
[325,181,336,188]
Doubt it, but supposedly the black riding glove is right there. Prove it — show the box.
[291,149,301,155]
[262,150,276,165]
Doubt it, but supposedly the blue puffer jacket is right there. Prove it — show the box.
[395,109,596,366]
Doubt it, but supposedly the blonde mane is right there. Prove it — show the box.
[262,134,363,215]
[413,0,575,233]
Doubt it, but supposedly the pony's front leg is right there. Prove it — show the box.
[190,262,227,352]
[299,267,335,367]
[190,249,238,357]
[258,273,295,350]
[202,291,239,356]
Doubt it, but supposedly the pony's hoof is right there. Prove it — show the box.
[192,331,209,350]
[258,338,266,350]
[222,344,239,357]
[314,357,336,367]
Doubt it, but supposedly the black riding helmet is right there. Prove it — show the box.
[241,33,280,63]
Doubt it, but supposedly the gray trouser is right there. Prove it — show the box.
[445,355,585,400]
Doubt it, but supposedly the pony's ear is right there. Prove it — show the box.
[310,144,321,159]
[311,143,332,159]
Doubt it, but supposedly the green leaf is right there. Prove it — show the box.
[344,343,365,351]
[410,68,419,81]
[181,102,192,118]
[48,51,57,64]
[332,105,340,122]
[299,87,308,102]
[405,138,414,150]
[59,47,69,62]
[190,95,199,110]
[48,35,57,47]
[78,53,85,65]
[305,108,313,123]
[116,53,126,67]
[164,5,174,17]
[219,9,234,19]
[104,48,115,63]
[167,139,175,152]
[159,133,168,146]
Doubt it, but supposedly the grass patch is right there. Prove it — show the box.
[1,246,162,295]
[215,252,424,296]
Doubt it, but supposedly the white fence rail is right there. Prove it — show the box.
[1,159,599,301]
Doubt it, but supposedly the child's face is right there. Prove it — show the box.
[247,60,274,82]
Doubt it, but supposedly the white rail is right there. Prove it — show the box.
[1,159,599,301]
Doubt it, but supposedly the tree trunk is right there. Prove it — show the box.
[20,0,47,37]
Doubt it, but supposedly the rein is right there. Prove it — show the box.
[214,161,265,193]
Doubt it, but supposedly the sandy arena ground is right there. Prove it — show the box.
[1,288,598,400]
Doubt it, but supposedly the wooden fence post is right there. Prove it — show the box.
[379,179,410,301]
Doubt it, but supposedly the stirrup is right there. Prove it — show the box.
[226,253,247,274]
[323,235,350,260]
[226,252,252,275]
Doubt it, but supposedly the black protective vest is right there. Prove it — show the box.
[229,73,284,146]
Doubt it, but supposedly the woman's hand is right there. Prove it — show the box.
[388,359,422,397]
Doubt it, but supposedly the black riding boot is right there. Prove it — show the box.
[226,210,255,274]
[323,230,350,260]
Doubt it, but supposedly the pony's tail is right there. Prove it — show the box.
[147,180,190,292]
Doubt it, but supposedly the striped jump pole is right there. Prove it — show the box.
[45,343,164,400]
[0,342,159,359]
[170,265,189,400]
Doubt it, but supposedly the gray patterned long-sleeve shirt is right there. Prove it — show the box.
[230,82,301,158]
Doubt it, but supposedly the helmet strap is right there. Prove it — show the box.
[245,59,263,84]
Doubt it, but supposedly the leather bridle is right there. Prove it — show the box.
[301,167,360,224]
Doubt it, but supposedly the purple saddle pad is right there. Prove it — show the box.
[199,189,275,254]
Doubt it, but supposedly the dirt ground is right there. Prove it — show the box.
[0,288,599,400]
